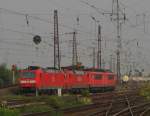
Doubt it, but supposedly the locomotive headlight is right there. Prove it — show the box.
[20,80,36,84]
[29,80,36,84]
[20,80,27,84]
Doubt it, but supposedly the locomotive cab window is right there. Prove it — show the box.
[21,72,35,78]
[108,75,114,80]
[94,74,102,80]
[74,70,84,76]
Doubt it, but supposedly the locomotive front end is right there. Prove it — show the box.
[19,71,36,88]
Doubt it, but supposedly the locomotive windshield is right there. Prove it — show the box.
[21,72,35,78]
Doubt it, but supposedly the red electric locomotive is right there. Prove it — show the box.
[18,66,117,95]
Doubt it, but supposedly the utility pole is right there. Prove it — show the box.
[112,55,116,72]
[143,13,146,33]
[93,47,96,68]
[116,0,121,81]
[110,54,113,71]
[54,10,60,69]
[72,31,78,66]
[102,59,105,69]
[111,0,126,81]
[97,25,102,69]
[54,10,62,96]
[64,31,78,67]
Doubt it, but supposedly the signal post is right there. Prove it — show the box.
[12,64,17,84]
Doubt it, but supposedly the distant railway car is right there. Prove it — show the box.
[18,66,117,95]
[131,77,150,82]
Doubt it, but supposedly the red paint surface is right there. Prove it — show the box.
[19,68,117,90]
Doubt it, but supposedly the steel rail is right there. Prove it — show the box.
[140,107,150,116]
[112,102,150,116]
[105,101,113,116]
[125,95,134,116]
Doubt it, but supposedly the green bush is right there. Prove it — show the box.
[0,78,4,87]
[79,97,92,104]
[0,108,20,116]
[140,83,150,99]
[81,89,90,97]
[47,96,64,109]
[0,64,12,85]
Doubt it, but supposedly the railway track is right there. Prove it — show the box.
[0,84,18,89]
[140,107,150,116]
[21,89,148,116]
[0,84,18,96]
[0,80,145,116]
[1,99,46,109]
[112,102,150,116]
[2,82,146,116]
[63,89,148,116]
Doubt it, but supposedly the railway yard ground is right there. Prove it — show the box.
[0,81,150,116]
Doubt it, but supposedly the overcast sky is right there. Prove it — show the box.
[0,0,149,74]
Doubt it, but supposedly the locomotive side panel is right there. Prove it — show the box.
[64,71,76,89]
[87,72,117,90]
[89,72,105,88]
[71,71,89,89]
[104,73,117,88]
[40,72,65,89]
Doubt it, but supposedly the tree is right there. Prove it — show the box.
[0,63,13,86]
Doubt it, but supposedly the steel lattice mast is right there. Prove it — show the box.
[97,25,102,69]
[72,31,78,66]
[54,10,60,69]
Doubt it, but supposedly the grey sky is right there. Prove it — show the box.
[0,0,149,74]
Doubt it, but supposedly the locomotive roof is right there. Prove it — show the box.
[23,66,113,74]
[83,68,113,73]
[61,65,84,70]
[61,66,113,73]
[46,67,60,70]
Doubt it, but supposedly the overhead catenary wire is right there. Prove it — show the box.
[0,6,119,46]
[1,8,101,36]
[0,1,149,69]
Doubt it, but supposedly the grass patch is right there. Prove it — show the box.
[19,104,52,113]
[0,94,92,115]
[0,107,20,116]
[139,82,150,100]
[19,104,63,116]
